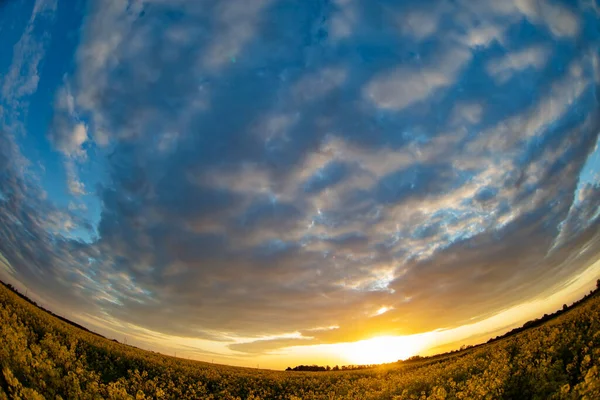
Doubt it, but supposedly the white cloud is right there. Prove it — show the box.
[593,50,600,83]
[292,67,347,103]
[72,123,88,151]
[487,46,550,84]
[450,1,511,48]
[55,123,88,158]
[464,25,506,48]
[48,85,90,197]
[469,57,591,154]
[75,0,141,112]
[398,11,440,40]
[522,60,588,139]
[94,129,110,147]
[157,131,180,153]
[49,83,90,160]
[451,103,484,125]
[65,160,86,196]
[450,0,578,50]
[68,201,88,212]
[253,113,299,144]
[70,1,219,147]
[364,46,472,111]
[329,0,357,41]
[67,177,86,196]
[1,0,57,108]
[56,85,75,115]
[45,210,76,234]
[513,0,580,38]
[201,0,271,71]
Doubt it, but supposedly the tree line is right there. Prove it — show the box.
[285,364,376,372]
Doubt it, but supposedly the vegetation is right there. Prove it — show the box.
[1,280,600,399]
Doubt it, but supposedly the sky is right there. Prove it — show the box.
[1,0,600,370]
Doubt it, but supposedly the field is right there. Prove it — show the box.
[1,284,600,399]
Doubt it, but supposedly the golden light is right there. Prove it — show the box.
[341,334,432,365]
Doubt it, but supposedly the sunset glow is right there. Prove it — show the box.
[340,335,431,365]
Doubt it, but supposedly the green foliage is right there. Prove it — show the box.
[1,284,600,399]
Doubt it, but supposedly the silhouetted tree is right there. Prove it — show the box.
[287,365,328,372]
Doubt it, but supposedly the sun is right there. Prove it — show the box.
[341,334,431,365]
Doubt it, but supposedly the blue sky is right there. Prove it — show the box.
[1,0,600,364]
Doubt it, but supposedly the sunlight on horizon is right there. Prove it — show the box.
[337,334,432,365]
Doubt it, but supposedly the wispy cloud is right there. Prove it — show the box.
[1,0,57,125]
